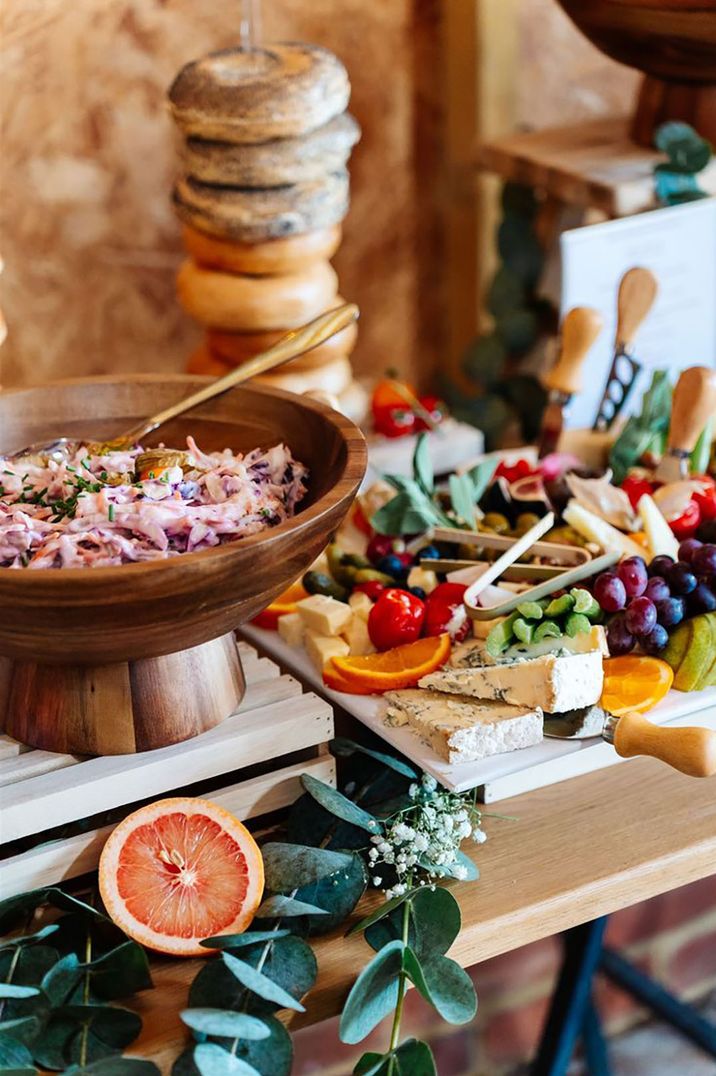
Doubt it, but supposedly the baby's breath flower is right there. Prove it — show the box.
[472,828,487,844]
[421,774,438,792]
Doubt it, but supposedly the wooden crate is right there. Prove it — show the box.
[0,641,335,898]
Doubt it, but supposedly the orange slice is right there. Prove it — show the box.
[601,655,674,717]
[99,797,264,957]
[327,633,451,693]
[323,663,376,695]
[252,581,308,630]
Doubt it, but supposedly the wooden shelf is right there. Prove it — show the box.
[477,117,716,218]
[129,755,716,1068]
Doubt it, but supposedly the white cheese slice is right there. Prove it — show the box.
[304,630,350,672]
[296,594,353,636]
[420,650,603,713]
[277,611,304,647]
[342,615,375,656]
[348,591,373,622]
[384,689,543,764]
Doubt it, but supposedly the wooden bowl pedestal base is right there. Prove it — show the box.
[0,632,245,755]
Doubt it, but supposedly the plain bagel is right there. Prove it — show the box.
[182,223,341,276]
[176,258,338,331]
[187,344,353,397]
[208,304,357,369]
[168,43,350,143]
[173,172,349,243]
[182,113,361,187]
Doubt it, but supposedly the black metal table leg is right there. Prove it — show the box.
[530,916,609,1076]
[600,946,716,1059]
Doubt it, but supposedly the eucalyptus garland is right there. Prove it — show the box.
[0,740,489,1076]
[652,121,713,206]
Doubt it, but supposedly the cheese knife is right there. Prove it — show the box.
[543,706,716,777]
[654,366,716,483]
[537,307,603,458]
[593,267,658,432]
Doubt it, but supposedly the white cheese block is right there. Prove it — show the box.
[407,566,439,594]
[296,594,353,636]
[304,630,350,672]
[277,611,305,647]
[342,615,375,656]
[420,649,603,713]
[384,689,543,765]
[348,591,373,622]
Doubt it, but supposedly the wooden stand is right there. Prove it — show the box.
[0,633,245,755]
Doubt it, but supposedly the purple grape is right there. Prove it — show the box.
[606,613,635,656]
[644,576,670,603]
[687,582,716,615]
[625,596,657,637]
[594,572,627,613]
[667,561,698,596]
[648,554,675,578]
[655,596,685,629]
[641,624,669,654]
[617,556,648,598]
[678,538,703,564]
[692,543,716,577]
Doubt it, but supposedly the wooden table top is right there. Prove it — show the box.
[130,757,716,1070]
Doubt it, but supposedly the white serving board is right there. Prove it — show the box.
[241,626,716,802]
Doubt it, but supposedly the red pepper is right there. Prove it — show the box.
[423,582,470,643]
[373,406,416,439]
[368,588,425,651]
[366,534,395,565]
[495,458,534,484]
[353,580,386,602]
[352,501,373,537]
[693,476,716,522]
[621,475,656,512]
[371,376,418,417]
[415,395,448,431]
[669,498,702,540]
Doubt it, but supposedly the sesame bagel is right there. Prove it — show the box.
[173,172,349,243]
[182,113,361,187]
[168,44,350,143]
[182,224,341,276]
[176,258,338,331]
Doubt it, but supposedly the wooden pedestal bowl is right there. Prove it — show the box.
[0,375,366,755]
[555,0,716,145]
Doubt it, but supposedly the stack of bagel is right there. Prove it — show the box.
[168,43,365,416]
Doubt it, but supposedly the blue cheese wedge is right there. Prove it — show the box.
[384,689,543,764]
[420,649,603,713]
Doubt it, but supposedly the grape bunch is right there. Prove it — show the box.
[593,542,716,657]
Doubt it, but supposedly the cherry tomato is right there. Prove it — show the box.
[373,406,416,439]
[669,498,702,540]
[353,580,386,602]
[352,501,373,537]
[423,582,470,643]
[366,534,395,565]
[693,476,716,522]
[371,375,417,417]
[368,588,425,651]
[415,395,448,431]
[621,475,655,512]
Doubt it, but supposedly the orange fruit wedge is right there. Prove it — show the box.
[252,581,308,630]
[323,663,376,695]
[99,797,264,957]
[326,633,451,693]
[601,655,674,717]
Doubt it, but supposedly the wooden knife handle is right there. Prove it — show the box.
[668,366,716,456]
[613,711,716,777]
[544,307,603,395]
[615,267,658,351]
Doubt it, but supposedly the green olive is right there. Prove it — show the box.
[514,512,541,535]
[481,512,510,534]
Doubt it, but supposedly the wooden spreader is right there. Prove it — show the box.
[0,375,366,755]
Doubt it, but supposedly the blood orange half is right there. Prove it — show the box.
[99,797,264,957]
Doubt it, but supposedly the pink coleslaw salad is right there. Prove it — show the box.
[0,437,307,569]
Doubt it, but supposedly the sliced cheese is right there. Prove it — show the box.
[563,500,644,559]
[277,611,304,647]
[342,614,375,656]
[638,493,679,562]
[348,591,373,622]
[421,649,604,713]
[296,594,353,636]
[304,629,349,672]
[384,689,543,764]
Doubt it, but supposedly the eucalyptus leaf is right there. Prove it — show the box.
[228,1015,291,1076]
[222,952,305,1013]
[354,1051,386,1076]
[41,952,82,1005]
[60,1005,142,1048]
[200,931,291,952]
[409,887,461,958]
[0,985,39,999]
[194,1043,260,1076]
[496,308,538,353]
[34,1004,142,1069]
[412,435,434,497]
[465,458,498,504]
[370,491,442,538]
[497,217,544,287]
[64,1060,161,1075]
[0,1015,39,1045]
[462,334,506,389]
[487,266,526,317]
[255,896,328,918]
[655,171,701,204]
[449,474,476,529]
[330,739,417,779]
[339,939,404,1045]
[290,852,367,936]
[0,1037,34,1070]
[181,1010,269,1040]
[190,937,315,1018]
[655,120,700,151]
[0,888,106,934]
[393,1038,437,1075]
[423,850,479,882]
[301,775,381,835]
[261,844,354,892]
[406,953,477,1025]
[84,940,153,1001]
[0,924,59,951]
[346,888,418,937]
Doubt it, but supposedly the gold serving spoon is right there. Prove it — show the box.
[8,302,359,462]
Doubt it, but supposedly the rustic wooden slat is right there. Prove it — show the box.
[1,688,332,843]
[0,749,82,787]
[0,756,336,898]
[0,735,30,761]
